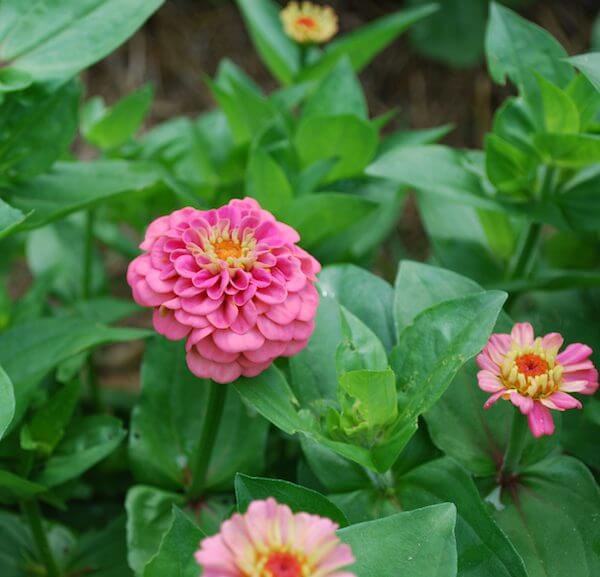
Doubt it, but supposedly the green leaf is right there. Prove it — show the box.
[379,123,454,155]
[338,369,397,428]
[389,291,507,458]
[536,73,580,133]
[0,364,15,441]
[234,0,300,85]
[396,458,528,577]
[126,486,186,575]
[295,116,378,182]
[408,0,486,68]
[235,364,305,436]
[234,474,348,527]
[558,165,600,232]
[82,85,153,149]
[367,145,495,211]
[0,471,46,504]
[34,415,126,487]
[281,193,378,249]
[493,456,600,577]
[0,316,150,429]
[338,504,457,577]
[485,133,535,195]
[565,73,600,130]
[394,260,483,337]
[130,338,268,491]
[319,264,395,352]
[0,80,79,180]
[246,147,293,216]
[302,57,368,120]
[0,0,165,81]
[6,160,161,233]
[567,52,600,93]
[485,2,573,93]
[300,4,438,81]
[143,507,203,577]
[533,133,600,167]
[20,379,81,455]
[0,67,32,92]
[0,198,29,239]
[68,516,132,577]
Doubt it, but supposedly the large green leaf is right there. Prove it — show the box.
[493,456,600,577]
[281,193,378,249]
[0,364,15,441]
[129,337,268,492]
[302,57,368,120]
[0,471,47,505]
[0,80,79,180]
[295,116,378,182]
[6,160,161,233]
[389,291,507,459]
[396,458,528,577]
[143,507,202,577]
[34,415,126,487]
[245,147,293,216]
[485,3,573,93]
[126,486,186,575]
[0,0,165,81]
[319,264,395,352]
[234,474,348,527]
[568,52,600,93]
[339,504,457,577]
[234,0,300,85]
[0,198,29,239]
[533,133,600,168]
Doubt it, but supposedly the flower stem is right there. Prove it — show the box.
[501,410,529,478]
[21,499,61,577]
[82,209,95,300]
[188,381,228,499]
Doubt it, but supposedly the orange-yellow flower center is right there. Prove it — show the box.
[214,238,242,261]
[515,353,548,377]
[296,16,317,28]
[264,552,303,577]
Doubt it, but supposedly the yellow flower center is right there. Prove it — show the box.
[214,238,243,261]
[501,338,563,400]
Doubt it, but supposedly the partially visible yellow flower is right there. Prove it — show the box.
[280,2,338,44]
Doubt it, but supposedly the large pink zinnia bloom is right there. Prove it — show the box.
[477,322,598,437]
[127,198,320,383]
[195,498,356,577]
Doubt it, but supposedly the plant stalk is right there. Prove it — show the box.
[82,209,95,300]
[501,410,529,478]
[21,499,61,577]
[188,381,228,498]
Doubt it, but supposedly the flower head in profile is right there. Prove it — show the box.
[477,322,598,437]
[127,198,320,384]
[280,2,338,44]
[195,498,355,577]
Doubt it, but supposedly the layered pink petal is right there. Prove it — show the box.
[527,402,555,437]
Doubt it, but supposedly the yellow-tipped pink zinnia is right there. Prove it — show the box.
[195,498,356,577]
[477,322,598,437]
[280,2,338,44]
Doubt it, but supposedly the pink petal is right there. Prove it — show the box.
[484,389,506,409]
[507,390,534,415]
[541,391,582,411]
[477,370,504,393]
[527,402,555,437]
[152,308,191,341]
[557,343,593,366]
[541,332,564,353]
[213,328,265,353]
[511,322,535,347]
[186,350,242,383]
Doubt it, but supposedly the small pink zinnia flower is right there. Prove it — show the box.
[127,198,320,384]
[477,322,598,437]
[195,498,356,577]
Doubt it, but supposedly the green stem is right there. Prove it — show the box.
[188,381,228,498]
[501,410,529,478]
[82,209,95,300]
[21,499,61,577]
[507,221,543,281]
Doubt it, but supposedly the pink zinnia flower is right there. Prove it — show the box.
[195,498,356,577]
[477,322,598,437]
[127,198,320,384]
